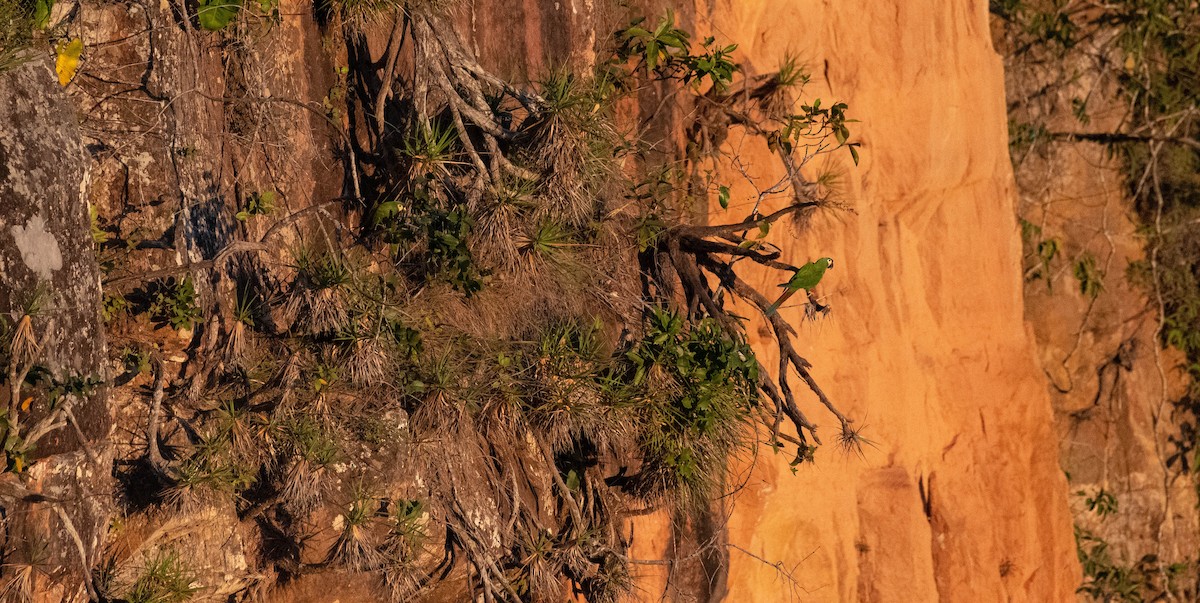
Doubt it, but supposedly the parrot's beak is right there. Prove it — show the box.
[828,259,834,269]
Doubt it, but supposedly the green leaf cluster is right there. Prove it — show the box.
[373,178,484,295]
[148,275,201,331]
[197,0,241,31]
[774,98,860,165]
[236,190,276,221]
[627,309,759,492]
[614,10,739,91]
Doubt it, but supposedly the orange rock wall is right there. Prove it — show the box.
[634,1,1082,600]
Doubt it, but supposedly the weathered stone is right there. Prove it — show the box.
[0,56,110,602]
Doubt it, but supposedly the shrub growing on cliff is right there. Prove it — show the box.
[147,276,201,331]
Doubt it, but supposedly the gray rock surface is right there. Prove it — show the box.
[0,56,110,601]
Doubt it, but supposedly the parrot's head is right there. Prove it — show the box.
[820,257,834,270]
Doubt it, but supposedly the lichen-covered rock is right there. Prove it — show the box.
[0,56,110,602]
[0,56,107,445]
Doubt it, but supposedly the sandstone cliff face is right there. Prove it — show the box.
[0,0,1085,600]
[632,1,1081,601]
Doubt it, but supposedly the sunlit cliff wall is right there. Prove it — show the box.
[634,1,1082,601]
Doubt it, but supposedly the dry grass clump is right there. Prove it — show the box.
[284,248,354,336]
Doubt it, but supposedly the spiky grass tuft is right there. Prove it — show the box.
[224,287,259,362]
[162,431,257,509]
[318,0,404,26]
[335,320,391,387]
[380,498,431,600]
[525,69,616,227]
[278,417,338,514]
[516,221,574,263]
[400,120,461,178]
[125,551,197,603]
[0,540,50,603]
[328,487,385,570]
[774,53,809,89]
[286,248,354,335]
[836,422,875,459]
[473,176,538,269]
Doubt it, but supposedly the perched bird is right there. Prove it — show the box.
[766,257,833,315]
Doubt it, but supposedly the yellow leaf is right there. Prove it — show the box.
[55,38,83,87]
[13,457,22,473]
[20,397,32,412]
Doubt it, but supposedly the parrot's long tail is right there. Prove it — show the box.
[765,289,798,316]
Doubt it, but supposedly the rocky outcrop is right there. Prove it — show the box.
[1001,18,1200,592]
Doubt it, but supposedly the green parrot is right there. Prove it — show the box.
[766,257,833,315]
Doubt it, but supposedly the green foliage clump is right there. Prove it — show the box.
[90,206,110,245]
[421,206,483,294]
[373,177,484,294]
[1075,526,1145,602]
[235,190,275,221]
[286,415,338,466]
[197,0,240,31]
[148,275,200,330]
[388,498,425,552]
[0,0,37,74]
[195,0,279,31]
[614,10,738,91]
[102,293,128,322]
[1074,524,1193,601]
[1019,218,1062,290]
[1078,486,1118,518]
[1073,253,1102,299]
[1069,487,1195,601]
[121,345,151,375]
[627,308,759,502]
